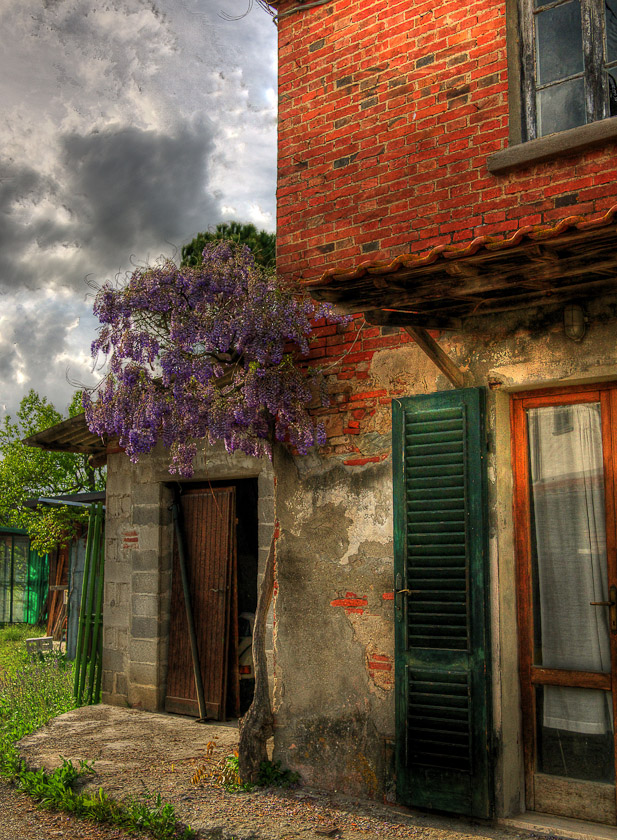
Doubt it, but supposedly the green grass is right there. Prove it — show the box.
[0,643,194,839]
[0,624,46,676]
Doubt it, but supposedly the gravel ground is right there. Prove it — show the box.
[16,705,539,840]
[0,777,143,840]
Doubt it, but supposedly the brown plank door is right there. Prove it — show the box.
[512,383,617,824]
[165,486,239,720]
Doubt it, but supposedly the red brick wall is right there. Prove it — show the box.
[302,315,425,456]
[276,0,617,285]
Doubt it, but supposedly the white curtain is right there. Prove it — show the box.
[528,403,612,735]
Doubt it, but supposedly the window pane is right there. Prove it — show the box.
[537,77,586,134]
[536,0,584,84]
[609,69,617,116]
[607,0,617,64]
[0,536,10,623]
[536,686,614,782]
[527,404,610,673]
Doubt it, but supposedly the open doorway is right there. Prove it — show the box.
[164,478,258,720]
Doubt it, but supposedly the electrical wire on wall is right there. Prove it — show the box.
[273,0,333,24]
[221,1,334,24]
[232,1,333,24]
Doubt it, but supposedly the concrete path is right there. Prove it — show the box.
[16,705,551,840]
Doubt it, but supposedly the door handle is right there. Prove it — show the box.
[590,585,617,632]
[395,588,410,614]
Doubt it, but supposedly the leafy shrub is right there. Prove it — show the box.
[257,759,300,789]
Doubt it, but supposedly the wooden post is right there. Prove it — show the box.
[403,326,466,388]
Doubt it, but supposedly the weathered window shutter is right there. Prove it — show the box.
[393,388,492,818]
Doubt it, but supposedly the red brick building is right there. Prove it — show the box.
[30,1,617,826]
[269,0,617,826]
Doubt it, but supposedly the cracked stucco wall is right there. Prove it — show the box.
[273,446,396,800]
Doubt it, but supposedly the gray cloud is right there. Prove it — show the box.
[62,121,219,264]
[0,0,276,421]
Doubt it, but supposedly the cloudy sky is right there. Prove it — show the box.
[0,0,277,421]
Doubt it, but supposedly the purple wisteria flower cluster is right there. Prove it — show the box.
[83,242,347,477]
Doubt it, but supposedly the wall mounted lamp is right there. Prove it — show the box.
[563,304,587,341]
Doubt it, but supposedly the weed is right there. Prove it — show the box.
[257,759,300,789]
[0,653,195,839]
[0,624,46,675]
[0,626,25,643]
[191,743,299,793]
[14,760,194,839]
[192,747,253,793]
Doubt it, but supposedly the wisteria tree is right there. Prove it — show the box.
[84,240,346,780]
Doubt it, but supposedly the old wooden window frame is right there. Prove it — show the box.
[511,380,617,823]
[510,0,617,142]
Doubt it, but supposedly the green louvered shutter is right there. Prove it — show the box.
[393,388,492,818]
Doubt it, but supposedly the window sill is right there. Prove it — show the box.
[487,116,617,174]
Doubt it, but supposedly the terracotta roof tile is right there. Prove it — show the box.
[301,203,617,290]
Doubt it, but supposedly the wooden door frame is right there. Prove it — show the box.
[511,380,617,820]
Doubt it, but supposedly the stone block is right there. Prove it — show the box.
[131,616,160,640]
[132,484,161,506]
[103,605,130,629]
[115,673,128,696]
[258,496,275,523]
[132,550,160,572]
[105,582,116,606]
[258,522,274,548]
[132,593,159,618]
[132,505,160,527]
[127,684,160,711]
[102,649,126,672]
[131,572,159,595]
[129,662,158,686]
[116,582,130,606]
[128,638,159,665]
[102,670,113,693]
[137,526,161,553]
[103,626,116,649]
[159,570,172,597]
[103,560,132,584]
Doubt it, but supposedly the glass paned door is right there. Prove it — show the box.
[513,386,617,824]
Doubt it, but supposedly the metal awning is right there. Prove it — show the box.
[303,204,617,329]
[23,413,107,459]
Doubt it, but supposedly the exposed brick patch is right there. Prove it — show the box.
[330,592,368,615]
[367,652,395,689]
[343,455,389,467]
[382,591,395,601]
[122,530,139,550]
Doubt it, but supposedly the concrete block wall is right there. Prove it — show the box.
[101,441,275,712]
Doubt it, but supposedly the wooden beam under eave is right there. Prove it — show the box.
[364,308,463,330]
[403,326,467,389]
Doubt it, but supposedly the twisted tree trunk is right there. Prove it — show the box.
[238,530,275,782]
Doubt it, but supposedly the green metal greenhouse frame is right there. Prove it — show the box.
[0,527,49,625]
